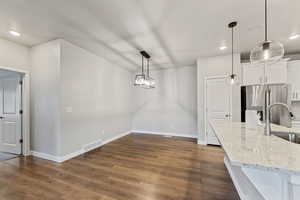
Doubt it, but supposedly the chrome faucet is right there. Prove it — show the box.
[265,102,295,136]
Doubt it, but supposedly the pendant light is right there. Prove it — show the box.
[228,21,238,85]
[134,53,146,86]
[142,57,155,89]
[250,0,284,63]
[134,51,155,89]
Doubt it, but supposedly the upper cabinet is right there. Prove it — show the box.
[265,60,287,84]
[242,63,264,85]
[287,60,300,101]
[242,60,287,85]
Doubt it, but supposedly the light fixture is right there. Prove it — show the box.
[220,46,227,50]
[250,0,284,64]
[289,34,300,40]
[134,51,155,89]
[134,53,146,86]
[228,21,238,85]
[142,57,155,89]
[9,30,21,37]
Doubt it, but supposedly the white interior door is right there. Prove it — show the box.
[205,77,231,145]
[0,77,22,154]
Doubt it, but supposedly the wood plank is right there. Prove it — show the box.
[0,133,239,200]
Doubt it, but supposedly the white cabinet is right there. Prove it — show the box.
[287,60,300,101]
[265,60,287,84]
[242,63,264,85]
[242,60,287,85]
[292,121,300,132]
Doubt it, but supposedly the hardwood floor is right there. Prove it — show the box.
[0,133,239,200]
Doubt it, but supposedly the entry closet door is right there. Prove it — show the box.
[205,77,231,145]
[0,78,22,154]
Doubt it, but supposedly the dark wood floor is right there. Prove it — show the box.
[0,134,239,200]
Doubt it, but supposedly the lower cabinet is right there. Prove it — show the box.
[225,156,300,200]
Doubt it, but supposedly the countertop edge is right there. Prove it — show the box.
[209,120,300,175]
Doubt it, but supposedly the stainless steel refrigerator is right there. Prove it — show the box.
[241,84,292,127]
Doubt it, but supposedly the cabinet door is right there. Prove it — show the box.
[287,60,300,100]
[242,63,264,85]
[292,121,300,132]
[265,60,287,84]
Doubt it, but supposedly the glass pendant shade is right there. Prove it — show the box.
[134,51,155,89]
[250,0,284,64]
[228,74,238,85]
[134,52,146,86]
[141,56,155,89]
[250,40,284,64]
[148,77,156,88]
[134,74,146,86]
[142,77,155,89]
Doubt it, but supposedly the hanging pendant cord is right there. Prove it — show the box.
[231,26,234,75]
[265,0,268,41]
[141,56,144,75]
[147,58,150,77]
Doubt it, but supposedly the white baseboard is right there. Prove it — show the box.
[31,131,131,163]
[132,130,197,138]
[58,149,84,163]
[102,131,131,145]
[31,151,62,162]
[197,139,207,145]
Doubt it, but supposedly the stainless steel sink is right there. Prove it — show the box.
[272,132,300,144]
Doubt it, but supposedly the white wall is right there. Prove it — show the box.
[0,38,30,155]
[30,40,61,156]
[132,66,197,138]
[0,38,30,71]
[197,54,241,142]
[30,39,134,157]
[59,40,133,156]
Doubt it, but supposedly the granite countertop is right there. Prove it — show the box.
[210,120,300,175]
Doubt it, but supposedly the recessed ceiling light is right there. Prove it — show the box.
[219,46,227,50]
[9,30,21,37]
[289,34,300,40]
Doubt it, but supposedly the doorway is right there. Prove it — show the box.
[204,76,232,145]
[0,69,24,161]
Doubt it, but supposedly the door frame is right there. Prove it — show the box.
[0,66,30,156]
[204,75,233,145]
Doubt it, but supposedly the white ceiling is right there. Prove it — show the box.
[0,0,299,71]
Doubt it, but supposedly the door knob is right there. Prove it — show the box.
[0,116,4,119]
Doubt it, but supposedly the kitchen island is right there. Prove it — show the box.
[210,120,300,200]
